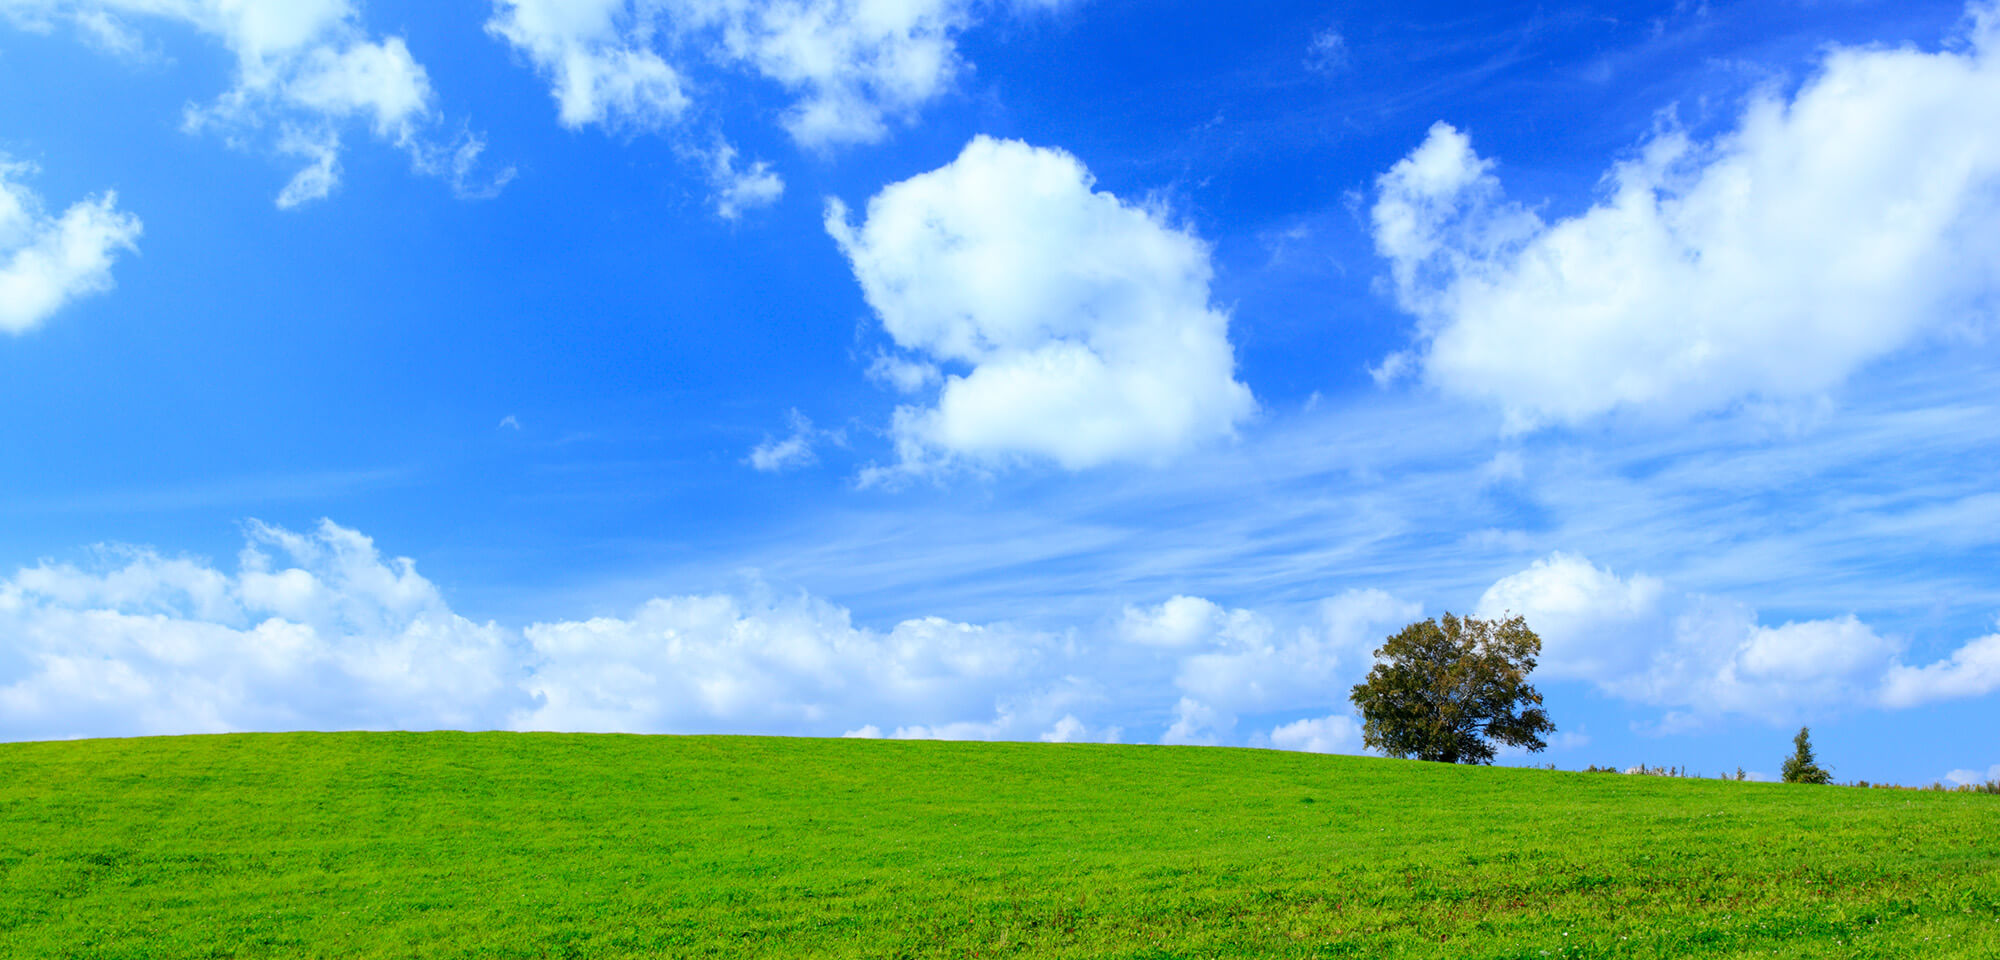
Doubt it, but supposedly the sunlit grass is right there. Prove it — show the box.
[1,732,1995,957]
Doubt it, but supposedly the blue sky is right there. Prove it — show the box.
[2,0,1997,785]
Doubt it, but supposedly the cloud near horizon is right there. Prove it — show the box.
[1477,552,2000,727]
[4,524,1994,746]
[1,521,1398,748]
[1372,3,2000,428]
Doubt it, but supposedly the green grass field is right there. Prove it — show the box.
[1,733,1995,958]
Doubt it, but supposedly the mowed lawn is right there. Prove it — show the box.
[0,733,1995,958]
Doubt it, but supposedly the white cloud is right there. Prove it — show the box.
[1880,628,2000,708]
[0,159,142,334]
[746,408,837,472]
[1169,590,1414,727]
[706,139,784,219]
[488,0,1088,208]
[1160,696,1226,746]
[282,34,433,138]
[1477,552,1669,682]
[1319,588,1425,658]
[70,7,142,56]
[747,432,815,472]
[486,0,1024,148]
[1550,730,1590,751]
[0,520,528,741]
[518,599,1051,734]
[1944,763,2000,787]
[865,352,941,393]
[274,126,342,209]
[1372,5,2000,428]
[1133,589,1414,748]
[1305,26,1347,74]
[0,522,1433,747]
[484,0,689,132]
[2,0,503,206]
[1478,552,2000,723]
[828,136,1256,473]
[38,522,1996,747]
[1119,595,1233,648]
[712,0,971,149]
[1267,713,1361,754]
[1038,713,1085,742]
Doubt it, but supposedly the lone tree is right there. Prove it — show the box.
[1349,613,1555,764]
[1781,726,1832,784]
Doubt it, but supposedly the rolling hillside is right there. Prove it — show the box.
[1,733,1995,958]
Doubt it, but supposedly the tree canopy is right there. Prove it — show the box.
[1781,726,1832,784]
[1349,613,1555,765]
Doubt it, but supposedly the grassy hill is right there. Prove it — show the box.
[1,733,1995,958]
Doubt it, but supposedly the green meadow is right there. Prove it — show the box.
[1,733,1995,958]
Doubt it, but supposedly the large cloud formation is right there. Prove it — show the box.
[1,521,1404,747]
[1372,3,2000,428]
[0,0,506,206]
[1477,552,2000,727]
[828,136,1256,473]
[7,524,1993,745]
[0,159,142,334]
[0,521,528,740]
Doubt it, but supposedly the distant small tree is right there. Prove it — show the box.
[1348,613,1555,765]
[1780,726,1832,784]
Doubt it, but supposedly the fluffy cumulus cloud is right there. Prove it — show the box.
[485,0,691,132]
[0,520,528,740]
[1135,589,1416,749]
[15,524,1993,746]
[1880,627,2000,708]
[0,521,1416,751]
[1944,763,2000,787]
[521,598,1094,738]
[0,0,507,206]
[1266,714,1362,754]
[707,0,970,149]
[1372,4,2000,428]
[828,136,1256,473]
[705,138,785,219]
[0,159,142,334]
[1477,553,2000,725]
